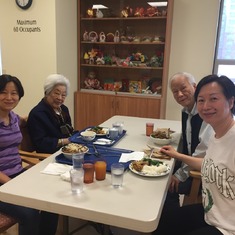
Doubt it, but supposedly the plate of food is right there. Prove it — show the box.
[129,158,170,177]
[150,128,179,145]
[86,126,109,136]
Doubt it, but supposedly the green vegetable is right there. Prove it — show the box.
[142,158,163,166]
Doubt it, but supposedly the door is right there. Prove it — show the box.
[115,95,161,118]
[74,92,115,130]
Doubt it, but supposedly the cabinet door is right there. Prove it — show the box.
[115,95,160,118]
[74,92,115,130]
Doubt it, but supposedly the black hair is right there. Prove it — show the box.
[195,74,235,115]
[0,74,24,100]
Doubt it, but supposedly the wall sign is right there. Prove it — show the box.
[13,19,41,33]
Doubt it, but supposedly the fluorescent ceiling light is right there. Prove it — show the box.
[92,4,108,9]
[147,2,167,7]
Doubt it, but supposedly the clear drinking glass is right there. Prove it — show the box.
[111,163,124,188]
[70,168,84,193]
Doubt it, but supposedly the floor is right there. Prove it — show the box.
[2,196,184,235]
[1,217,146,235]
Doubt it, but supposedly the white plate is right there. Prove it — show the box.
[86,127,109,136]
[129,162,171,177]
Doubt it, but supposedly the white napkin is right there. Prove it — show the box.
[119,151,144,163]
[60,171,71,182]
[41,163,72,175]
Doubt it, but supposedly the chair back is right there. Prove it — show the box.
[19,124,50,167]
[0,212,17,233]
[20,124,35,152]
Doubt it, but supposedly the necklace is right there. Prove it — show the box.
[54,107,66,124]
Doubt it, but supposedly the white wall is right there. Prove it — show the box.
[0,0,220,123]
[0,0,77,124]
[166,0,221,120]
[55,0,77,123]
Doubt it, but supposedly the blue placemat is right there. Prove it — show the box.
[55,146,132,172]
[69,128,126,147]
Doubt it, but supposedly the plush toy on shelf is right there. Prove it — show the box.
[84,71,102,90]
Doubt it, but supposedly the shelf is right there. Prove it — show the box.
[81,64,163,70]
[81,16,167,21]
[80,88,162,98]
[75,0,174,129]
[81,41,165,45]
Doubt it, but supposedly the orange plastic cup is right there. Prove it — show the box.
[95,161,107,181]
[83,163,94,184]
[146,123,154,136]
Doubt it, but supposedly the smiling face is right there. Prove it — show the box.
[170,75,196,111]
[45,84,67,110]
[196,82,234,129]
[0,82,20,113]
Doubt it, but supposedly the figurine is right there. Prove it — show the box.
[99,32,106,42]
[106,33,114,42]
[114,30,120,43]
[96,57,105,65]
[121,6,133,17]
[83,31,89,41]
[89,31,98,42]
[146,7,158,17]
[96,9,104,18]
[87,8,94,18]
[88,49,98,64]
[83,52,89,64]
[84,71,102,90]
[134,7,145,17]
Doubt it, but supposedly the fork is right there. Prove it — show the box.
[149,147,155,159]
[93,144,102,158]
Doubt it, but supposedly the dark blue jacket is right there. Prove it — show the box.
[182,111,203,155]
[27,99,73,153]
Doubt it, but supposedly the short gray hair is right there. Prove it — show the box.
[169,72,196,88]
[44,74,70,95]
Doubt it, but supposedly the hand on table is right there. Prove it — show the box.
[160,145,179,158]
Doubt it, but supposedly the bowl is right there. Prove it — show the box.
[61,143,89,160]
[80,131,96,141]
[150,134,172,145]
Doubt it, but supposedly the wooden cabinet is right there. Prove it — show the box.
[75,0,174,130]
[75,91,161,130]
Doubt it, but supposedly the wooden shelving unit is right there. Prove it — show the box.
[75,0,174,130]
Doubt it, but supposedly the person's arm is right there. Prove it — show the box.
[28,111,61,153]
[192,122,214,158]
[0,172,11,184]
[160,145,203,171]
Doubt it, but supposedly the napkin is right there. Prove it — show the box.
[93,138,114,145]
[60,171,71,182]
[41,163,72,175]
[119,151,144,163]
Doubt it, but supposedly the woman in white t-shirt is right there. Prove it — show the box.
[154,75,235,235]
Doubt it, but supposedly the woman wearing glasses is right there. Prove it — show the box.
[28,74,74,154]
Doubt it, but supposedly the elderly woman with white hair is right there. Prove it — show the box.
[28,74,74,154]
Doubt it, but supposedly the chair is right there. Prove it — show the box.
[183,170,202,206]
[19,125,50,167]
[0,125,50,234]
[0,212,17,233]
[177,135,202,206]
